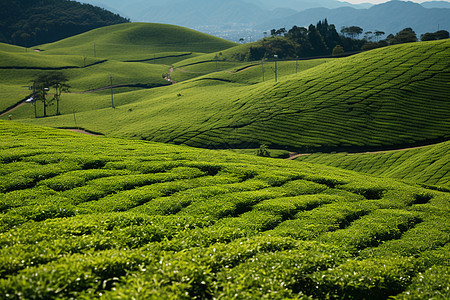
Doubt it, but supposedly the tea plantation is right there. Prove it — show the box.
[0,121,449,299]
[296,142,450,188]
[10,39,449,153]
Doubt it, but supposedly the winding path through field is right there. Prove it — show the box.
[0,102,26,117]
[64,129,102,136]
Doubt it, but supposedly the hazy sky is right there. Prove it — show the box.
[345,0,449,3]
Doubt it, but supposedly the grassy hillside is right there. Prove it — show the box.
[0,49,171,114]
[295,142,450,188]
[0,121,448,298]
[37,23,237,61]
[0,23,238,115]
[14,39,450,153]
[171,58,331,83]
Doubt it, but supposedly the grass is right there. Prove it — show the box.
[0,23,237,113]
[37,23,237,61]
[295,141,450,188]
[10,39,449,153]
[0,120,448,299]
[171,58,330,83]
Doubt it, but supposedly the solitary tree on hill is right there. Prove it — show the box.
[33,72,70,117]
[256,144,271,157]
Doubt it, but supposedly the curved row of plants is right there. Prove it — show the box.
[0,121,448,299]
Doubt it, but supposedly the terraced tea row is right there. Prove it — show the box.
[0,121,448,299]
[296,141,450,188]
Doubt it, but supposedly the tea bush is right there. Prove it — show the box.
[0,121,448,299]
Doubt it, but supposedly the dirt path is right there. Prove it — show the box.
[164,67,177,84]
[0,102,26,117]
[64,129,102,136]
[287,152,311,160]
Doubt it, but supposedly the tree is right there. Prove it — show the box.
[256,144,271,157]
[332,45,345,56]
[34,74,51,117]
[341,26,363,39]
[307,24,328,56]
[48,72,70,115]
[389,28,417,44]
[421,32,437,41]
[33,72,69,117]
[364,31,373,41]
[421,30,449,41]
[435,30,449,40]
[374,30,385,42]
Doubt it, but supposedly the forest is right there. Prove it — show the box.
[0,0,129,47]
[246,19,449,60]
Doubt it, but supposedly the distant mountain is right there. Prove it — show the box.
[258,1,450,36]
[75,0,449,42]
[421,1,450,9]
[79,0,372,25]
[0,0,129,47]
[245,0,372,10]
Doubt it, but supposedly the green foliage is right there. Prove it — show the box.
[256,144,271,157]
[10,39,449,154]
[387,28,418,45]
[0,0,129,47]
[0,48,449,299]
[332,45,345,56]
[296,141,450,187]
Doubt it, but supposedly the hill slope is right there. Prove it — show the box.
[296,141,450,188]
[37,23,237,61]
[0,0,129,47]
[0,121,448,298]
[16,39,450,153]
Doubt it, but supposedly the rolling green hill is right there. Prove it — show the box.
[37,23,237,61]
[12,39,450,153]
[0,23,238,115]
[0,47,171,114]
[296,142,450,188]
[0,121,449,299]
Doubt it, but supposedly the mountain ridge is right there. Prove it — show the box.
[259,1,450,36]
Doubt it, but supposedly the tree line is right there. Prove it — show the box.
[246,20,449,60]
[0,0,129,47]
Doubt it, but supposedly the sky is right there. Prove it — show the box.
[345,0,449,3]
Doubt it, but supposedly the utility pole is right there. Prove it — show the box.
[214,54,219,72]
[261,59,265,82]
[296,56,299,74]
[110,75,115,108]
[274,55,278,83]
[73,110,78,129]
[32,81,37,118]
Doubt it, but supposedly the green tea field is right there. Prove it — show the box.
[0,121,449,299]
[5,38,448,154]
[295,141,450,188]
